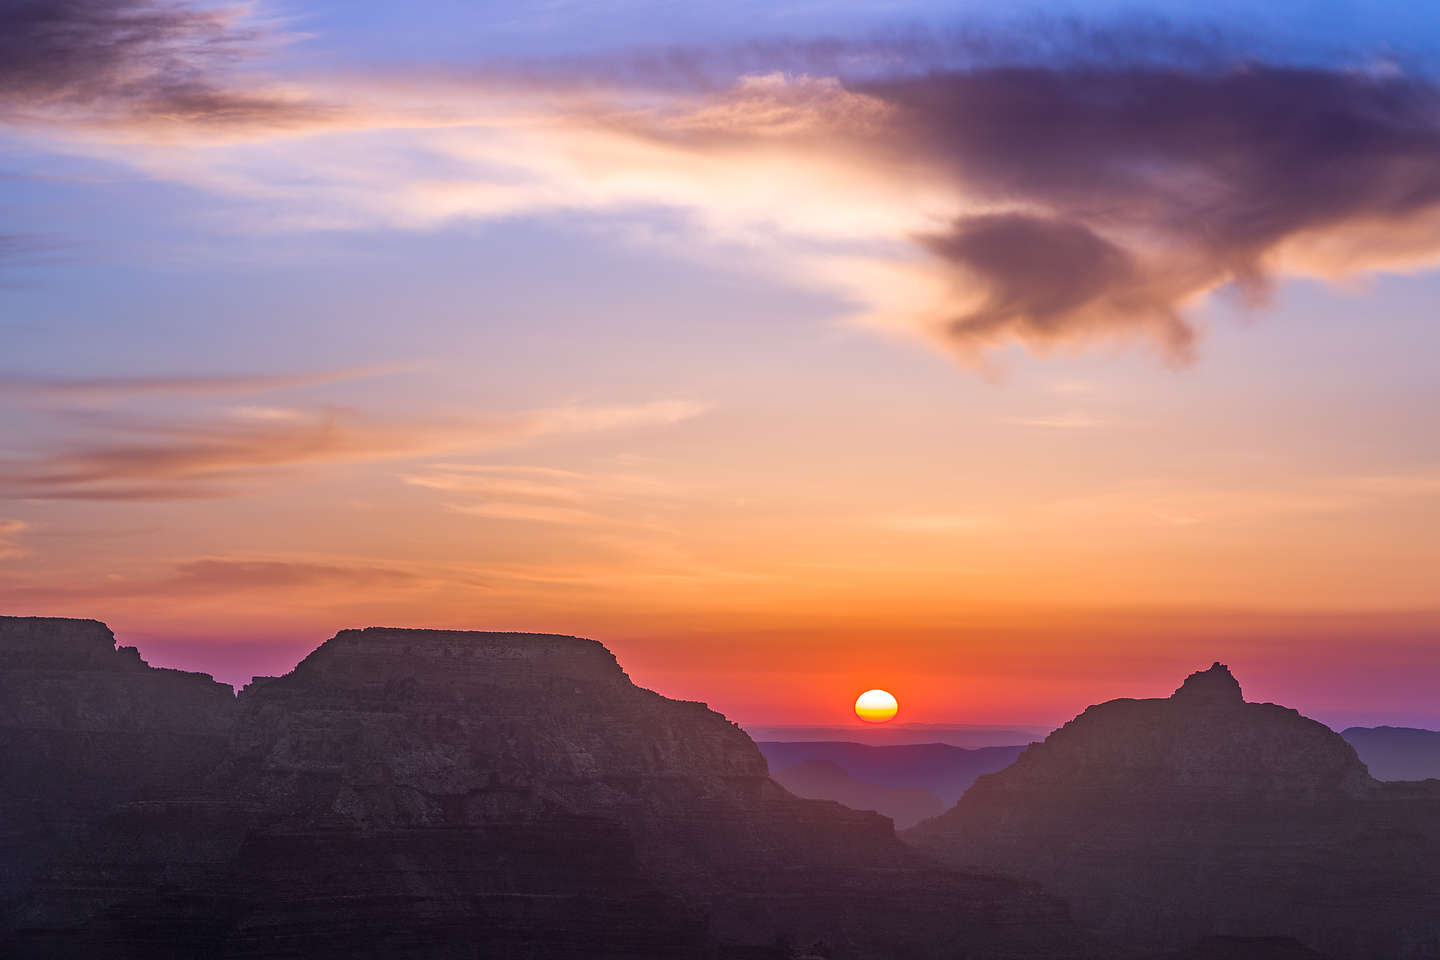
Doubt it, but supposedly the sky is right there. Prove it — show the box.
[1,0,1439,730]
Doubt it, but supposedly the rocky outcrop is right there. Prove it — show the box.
[1,619,1091,959]
[905,662,1440,959]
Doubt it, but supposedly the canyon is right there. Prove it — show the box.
[0,616,1086,959]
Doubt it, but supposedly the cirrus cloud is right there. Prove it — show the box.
[0,399,707,501]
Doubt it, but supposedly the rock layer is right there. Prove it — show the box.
[906,662,1440,959]
[1,619,1090,959]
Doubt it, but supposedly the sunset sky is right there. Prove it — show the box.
[2,0,1438,730]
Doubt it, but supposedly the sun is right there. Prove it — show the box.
[854,689,898,723]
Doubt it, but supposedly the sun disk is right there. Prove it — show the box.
[855,688,898,723]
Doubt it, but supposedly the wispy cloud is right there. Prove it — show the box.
[873,513,994,534]
[446,501,610,526]
[0,554,489,607]
[1003,411,1110,429]
[0,400,706,501]
[0,364,409,404]
[405,461,684,528]
[0,518,25,558]
[1043,470,1440,528]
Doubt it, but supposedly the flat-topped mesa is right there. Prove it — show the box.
[231,626,770,796]
[1171,660,1244,706]
[267,626,633,690]
[0,617,122,670]
[905,663,1440,959]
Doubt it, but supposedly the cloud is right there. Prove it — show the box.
[0,0,328,130]
[858,64,1440,357]
[159,558,466,593]
[1041,469,1440,528]
[0,233,66,281]
[446,501,610,526]
[874,513,993,534]
[0,364,409,403]
[8,13,1440,363]
[405,462,682,528]
[0,555,491,609]
[1003,411,1110,429]
[0,400,706,501]
[916,213,1193,358]
[0,518,25,558]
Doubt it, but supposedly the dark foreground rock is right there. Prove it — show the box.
[0,617,235,922]
[905,662,1440,959]
[0,617,1091,959]
[1142,936,1330,959]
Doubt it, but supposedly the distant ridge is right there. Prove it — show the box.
[745,723,1048,748]
[769,759,945,829]
[1342,725,1440,781]
[758,741,1025,806]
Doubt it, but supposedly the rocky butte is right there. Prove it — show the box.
[905,662,1440,959]
[0,617,1089,959]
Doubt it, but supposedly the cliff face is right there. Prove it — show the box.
[0,617,235,920]
[905,663,1440,959]
[1,619,1089,959]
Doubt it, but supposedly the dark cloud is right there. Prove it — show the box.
[0,0,325,127]
[917,213,1193,355]
[861,65,1440,353]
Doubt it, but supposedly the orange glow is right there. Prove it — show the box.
[855,689,898,723]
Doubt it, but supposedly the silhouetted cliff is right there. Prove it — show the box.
[0,617,235,922]
[0,618,1090,959]
[906,662,1440,959]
